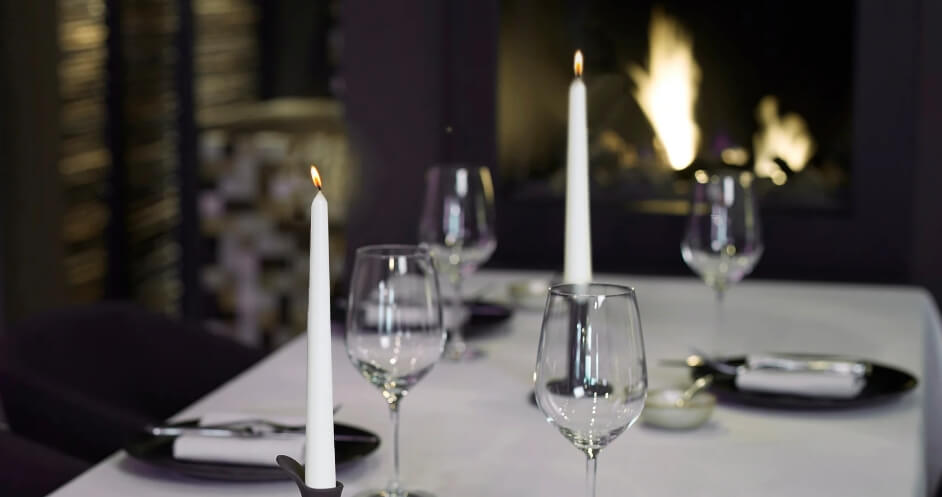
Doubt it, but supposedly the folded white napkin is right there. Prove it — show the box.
[172,412,305,467]
[734,354,867,399]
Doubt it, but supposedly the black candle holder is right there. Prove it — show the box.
[276,455,344,497]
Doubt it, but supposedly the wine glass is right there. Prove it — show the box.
[418,165,497,360]
[534,283,647,497]
[681,171,763,353]
[681,171,763,299]
[346,245,446,497]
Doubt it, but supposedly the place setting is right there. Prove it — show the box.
[649,168,918,422]
[115,165,500,494]
[121,168,388,486]
[119,169,456,497]
[124,409,380,482]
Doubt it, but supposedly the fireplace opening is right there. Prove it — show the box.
[498,0,855,214]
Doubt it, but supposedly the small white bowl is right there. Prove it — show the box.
[642,389,716,430]
[507,279,551,309]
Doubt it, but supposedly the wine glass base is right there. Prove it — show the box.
[352,489,436,497]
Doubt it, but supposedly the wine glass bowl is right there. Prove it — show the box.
[539,378,639,452]
[534,283,647,497]
[681,171,763,298]
[345,245,445,497]
[347,272,444,403]
[418,165,497,360]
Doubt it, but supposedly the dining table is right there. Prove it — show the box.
[49,270,942,497]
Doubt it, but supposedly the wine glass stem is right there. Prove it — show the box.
[387,403,402,495]
[713,288,725,355]
[451,275,466,349]
[585,452,598,497]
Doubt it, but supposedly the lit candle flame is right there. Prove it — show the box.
[310,164,323,190]
[574,50,584,77]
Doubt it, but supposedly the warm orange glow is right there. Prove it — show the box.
[574,50,584,77]
[628,9,700,171]
[310,164,323,189]
[721,146,750,166]
[753,96,815,182]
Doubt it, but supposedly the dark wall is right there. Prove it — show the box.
[0,0,67,328]
[914,0,942,301]
[342,0,498,257]
[342,0,445,251]
[257,0,334,98]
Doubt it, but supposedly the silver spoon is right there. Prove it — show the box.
[675,374,714,407]
[689,348,740,376]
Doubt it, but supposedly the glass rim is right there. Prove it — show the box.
[548,283,636,298]
[354,244,431,258]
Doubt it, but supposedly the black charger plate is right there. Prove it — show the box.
[690,356,918,410]
[125,421,380,481]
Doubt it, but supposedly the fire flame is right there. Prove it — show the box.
[574,50,583,77]
[310,164,323,189]
[628,9,700,171]
[752,96,815,184]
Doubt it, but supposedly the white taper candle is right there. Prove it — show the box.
[305,166,336,488]
[564,50,593,284]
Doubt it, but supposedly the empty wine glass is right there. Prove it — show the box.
[534,283,647,497]
[418,165,497,360]
[681,171,763,353]
[346,245,446,497]
[681,171,763,300]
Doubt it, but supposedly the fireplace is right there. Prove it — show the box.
[499,1,854,213]
[485,0,927,286]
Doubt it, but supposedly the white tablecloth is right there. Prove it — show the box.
[50,270,942,497]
